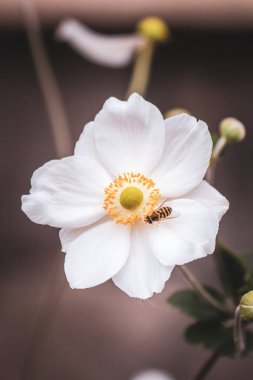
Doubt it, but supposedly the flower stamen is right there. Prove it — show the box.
[103,172,160,225]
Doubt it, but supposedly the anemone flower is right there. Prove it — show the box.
[22,93,229,299]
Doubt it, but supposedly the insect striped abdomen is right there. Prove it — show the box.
[157,207,172,218]
[145,206,172,224]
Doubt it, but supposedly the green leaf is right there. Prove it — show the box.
[185,321,229,350]
[185,321,236,357]
[167,287,225,321]
[216,245,253,302]
[220,330,253,358]
[185,321,253,358]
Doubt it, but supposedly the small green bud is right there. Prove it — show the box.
[137,17,170,43]
[165,108,191,118]
[240,290,253,321]
[219,117,246,143]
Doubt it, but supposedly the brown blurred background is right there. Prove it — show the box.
[1,1,253,380]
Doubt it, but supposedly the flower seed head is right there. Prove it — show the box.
[219,117,246,143]
[120,186,143,210]
[240,290,253,321]
[137,17,170,42]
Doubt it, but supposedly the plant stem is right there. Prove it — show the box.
[126,40,154,98]
[178,265,231,314]
[20,0,72,158]
[191,347,221,380]
[19,2,70,378]
[206,136,227,185]
[211,136,227,163]
[233,305,245,356]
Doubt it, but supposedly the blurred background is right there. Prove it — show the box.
[1,1,253,379]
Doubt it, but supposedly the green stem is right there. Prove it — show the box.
[211,136,227,164]
[19,3,70,378]
[126,40,154,98]
[233,305,245,356]
[206,136,227,185]
[178,265,231,314]
[191,347,221,380]
[20,0,72,158]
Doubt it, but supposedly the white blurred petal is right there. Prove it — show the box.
[131,369,175,380]
[56,19,144,67]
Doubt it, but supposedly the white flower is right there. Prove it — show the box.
[21,93,229,299]
[131,369,174,380]
[56,19,145,68]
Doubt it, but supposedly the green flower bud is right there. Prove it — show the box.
[165,108,191,118]
[240,290,253,321]
[137,17,170,43]
[219,117,246,143]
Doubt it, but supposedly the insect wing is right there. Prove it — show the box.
[162,209,181,220]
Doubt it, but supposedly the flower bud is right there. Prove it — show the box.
[240,290,253,321]
[164,108,191,118]
[137,17,170,42]
[219,117,246,143]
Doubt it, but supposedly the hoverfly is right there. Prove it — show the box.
[144,199,179,224]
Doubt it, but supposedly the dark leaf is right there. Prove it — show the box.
[185,321,253,358]
[167,287,226,321]
[216,330,253,358]
[185,321,229,349]
[216,245,253,302]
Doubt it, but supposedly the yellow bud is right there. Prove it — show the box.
[137,17,170,43]
[240,291,253,321]
[219,117,246,143]
[165,108,191,118]
[120,186,143,210]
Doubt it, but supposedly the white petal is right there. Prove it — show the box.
[74,121,101,163]
[21,156,111,228]
[113,224,173,299]
[56,19,144,68]
[64,220,131,289]
[152,114,212,197]
[146,199,218,267]
[94,93,165,176]
[60,223,95,253]
[131,369,174,380]
[184,180,229,221]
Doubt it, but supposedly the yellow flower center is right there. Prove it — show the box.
[120,186,143,210]
[103,172,160,225]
